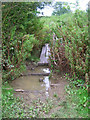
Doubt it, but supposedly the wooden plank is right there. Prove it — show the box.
[14,89,45,93]
[22,73,50,76]
[38,62,49,66]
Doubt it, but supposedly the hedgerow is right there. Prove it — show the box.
[50,10,89,81]
[2,2,49,81]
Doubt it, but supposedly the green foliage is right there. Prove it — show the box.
[2,2,49,81]
[22,34,39,60]
[52,2,71,16]
[38,17,54,46]
[50,75,88,118]
[2,82,34,118]
[2,82,53,118]
[32,98,53,116]
[2,82,24,118]
[64,76,89,118]
[50,10,89,79]
[53,92,58,98]
[49,39,70,72]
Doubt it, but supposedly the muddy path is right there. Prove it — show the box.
[11,72,68,104]
[10,62,69,117]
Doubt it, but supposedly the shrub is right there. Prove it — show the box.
[49,39,70,72]
[50,10,89,80]
[2,2,45,81]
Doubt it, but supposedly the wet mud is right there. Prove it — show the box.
[10,65,68,106]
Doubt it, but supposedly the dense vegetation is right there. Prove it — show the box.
[52,2,71,16]
[2,2,89,119]
[2,2,51,81]
[50,10,89,82]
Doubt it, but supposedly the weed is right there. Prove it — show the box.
[53,92,58,98]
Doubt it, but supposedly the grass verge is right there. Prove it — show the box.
[50,74,89,118]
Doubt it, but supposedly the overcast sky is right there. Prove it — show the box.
[38,0,89,16]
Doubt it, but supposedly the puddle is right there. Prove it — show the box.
[42,76,50,97]
[11,75,46,91]
[11,67,52,97]
[10,44,68,108]
[11,65,68,102]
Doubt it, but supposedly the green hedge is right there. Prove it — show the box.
[51,10,89,79]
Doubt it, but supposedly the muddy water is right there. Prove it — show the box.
[10,66,55,97]
[10,66,68,103]
[11,75,46,91]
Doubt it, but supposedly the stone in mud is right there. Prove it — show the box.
[15,89,24,92]
[50,84,60,88]
[20,73,23,76]
[33,62,38,66]
[31,67,34,70]
[39,78,43,82]
[35,64,38,67]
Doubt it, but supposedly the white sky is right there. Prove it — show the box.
[38,0,89,16]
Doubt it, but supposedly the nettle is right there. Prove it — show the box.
[49,39,70,72]
[2,27,37,80]
[50,10,89,80]
[2,2,46,81]
[64,10,89,79]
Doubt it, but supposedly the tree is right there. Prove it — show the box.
[52,2,71,16]
[2,2,51,81]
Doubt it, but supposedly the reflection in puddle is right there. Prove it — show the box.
[10,76,46,91]
[11,67,51,97]
[43,76,50,97]
[42,68,50,97]
[43,68,50,74]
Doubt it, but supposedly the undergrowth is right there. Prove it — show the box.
[2,82,53,118]
[50,74,89,118]
[65,74,89,118]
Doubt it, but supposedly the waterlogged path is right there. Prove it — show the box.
[10,64,68,106]
[10,44,68,117]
